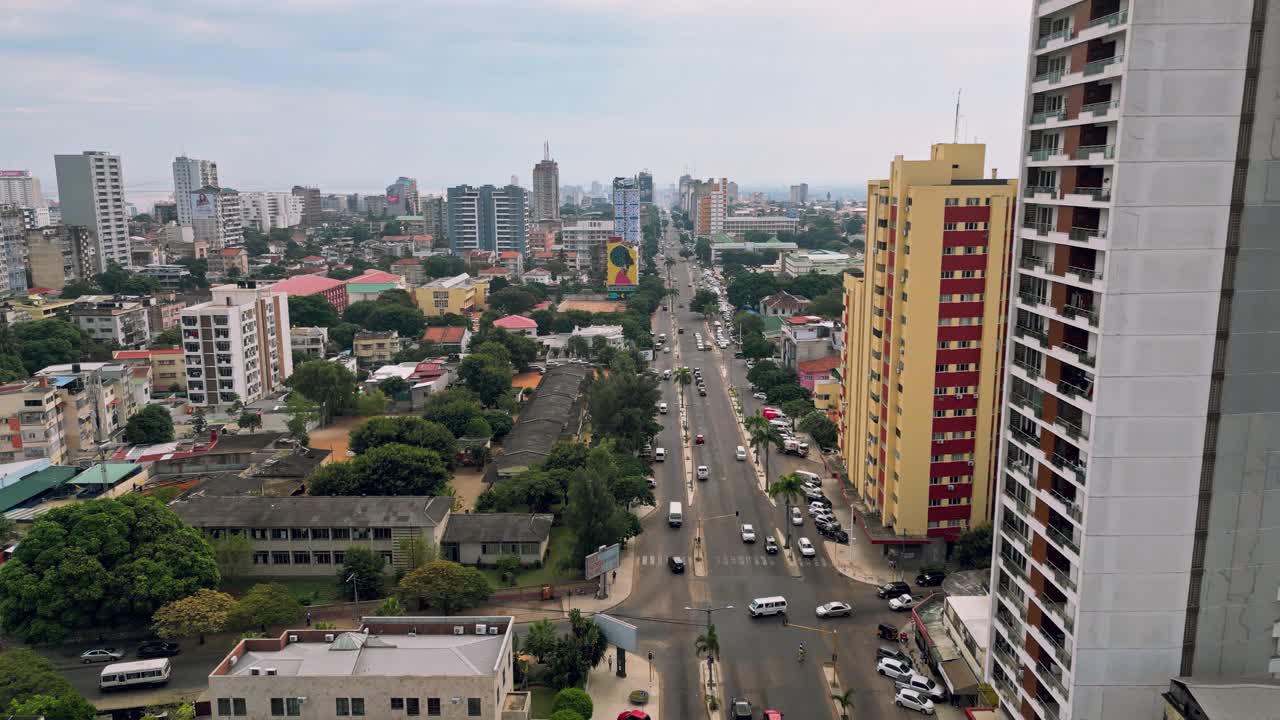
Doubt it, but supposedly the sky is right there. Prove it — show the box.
[2,0,1031,208]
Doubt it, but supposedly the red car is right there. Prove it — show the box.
[695,434,705,444]
[617,711,650,720]
[764,711,783,720]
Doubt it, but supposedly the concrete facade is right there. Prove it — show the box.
[172,156,219,226]
[181,282,292,408]
[54,151,129,271]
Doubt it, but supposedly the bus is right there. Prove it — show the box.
[99,659,172,691]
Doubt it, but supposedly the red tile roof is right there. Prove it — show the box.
[348,270,401,284]
[393,258,420,266]
[797,355,841,374]
[220,248,245,256]
[532,300,553,311]
[422,326,468,344]
[112,350,153,360]
[493,315,537,330]
[302,255,325,262]
[478,268,510,276]
[383,234,434,244]
[269,273,346,295]
[499,251,520,259]
[787,315,818,325]
[152,348,184,355]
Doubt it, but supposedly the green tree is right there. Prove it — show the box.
[548,711,584,720]
[338,546,385,600]
[421,390,484,437]
[0,649,97,720]
[694,236,712,264]
[522,619,559,662]
[288,294,340,328]
[227,583,304,631]
[58,280,99,299]
[481,409,514,438]
[726,271,780,309]
[10,319,87,374]
[769,473,807,548]
[329,322,361,350]
[211,533,254,580]
[609,474,654,509]
[563,448,640,563]
[365,304,426,337]
[832,688,857,720]
[123,404,175,444]
[458,353,513,407]
[694,623,721,676]
[494,555,522,585]
[741,333,775,360]
[953,523,994,570]
[237,412,263,432]
[151,588,236,642]
[423,254,467,278]
[309,444,450,496]
[586,370,661,453]
[488,287,536,316]
[798,410,838,449]
[397,536,438,572]
[782,399,814,423]
[287,360,358,421]
[0,495,218,643]
[372,596,405,616]
[673,366,692,409]
[807,288,843,318]
[285,393,319,445]
[350,416,456,457]
[552,688,593,719]
[565,334,590,359]
[379,376,410,398]
[766,382,809,405]
[356,389,389,416]
[543,440,589,472]
[464,415,493,438]
[398,560,492,615]
[744,415,784,491]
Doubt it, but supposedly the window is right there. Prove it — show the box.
[929,499,941,507]
[291,528,308,540]
[332,528,351,540]
[351,699,365,717]
[944,198,959,206]
[253,551,269,565]
[286,699,302,716]
[314,551,332,564]
[333,551,346,564]
[292,551,311,564]
[271,551,290,565]
[427,699,441,716]
[271,699,285,716]
[311,528,330,540]
[353,528,371,540]
[964,222,981,230]
[251,528,268,540]
[380,551,394,564]
[218,699,232,716]
[337,699,350,716]
[391,699,404,711]
[467,698,482,716]
[270,528,288,540]
[407,698,420,716]
[372,528,392,540]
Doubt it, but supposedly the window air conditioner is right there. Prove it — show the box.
[453,626,465,635]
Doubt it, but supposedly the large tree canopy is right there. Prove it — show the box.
[0,495,219,643]
[0,649,97,720]
[586,370,661,453]
[308,443,450,496]
[349,416,457,459]
[123,404,175,445]
[287,360,358,420]
[288,294,340,328]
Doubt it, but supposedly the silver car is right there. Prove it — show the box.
[80,648,124,664]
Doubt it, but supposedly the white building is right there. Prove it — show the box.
[207,617,527,720]
[571,324,625,349]
[0,170,46,213]
[181,281,292,407]
[986,4,1280,720]
[780,249,862,277]
[0,207,30,296]
[172,156,219,226]
[289,326,328,359]
[190,187,243,251]
[721,215,799,239]
[241,192,303,232]
[559,219,613,271]
[54,151,130,271]
[69,296,152,349]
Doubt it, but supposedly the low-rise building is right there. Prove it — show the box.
[796,355,840,392]
[353,330,401,366]
[421,326,470,355]
[207,618,527,720]
[722,215,799,239]
[780,249,863,277]
[172,494,452,576]
[780,316,839,370]
[558,219,613,272]
[390,257,427,286]
[0,380,67,464]
[69,295,152,348]
[571,324,625,349]
[344,269,407,304]
[268,273,349,313]
[1162,678,1280,720]
[209,247,250,279]
[707,239,800,264]
[441,513,553,566]
[289,327,329,359]
[139,264,193,290]
[414,274,489,317]
[759,291,810,318]
[521,268,555,286]
[492,315,538,338]
[113,348,187,393]
[34,362,152,457]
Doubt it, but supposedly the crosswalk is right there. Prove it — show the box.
[637,554,832,568]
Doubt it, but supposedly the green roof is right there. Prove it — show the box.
[347,282,400,294]
[0,466,78,512]
[762,315,785,335]
[69,462,141,486]
[395,215,424,222]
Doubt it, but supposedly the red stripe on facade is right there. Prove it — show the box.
[932,395,979,412]
[940,279,987,295]
[936,325,984,342]
[929,439,976,455]
[938,302,985,318]
[931,416,978,433]
[942,230,990,247]
[927,504,972,522]
[934,371,980,386]
[941,255,988,272]
[936,348,982,365]
[928,482,974,499]
[930,461,975,478]
[943,206,991,223]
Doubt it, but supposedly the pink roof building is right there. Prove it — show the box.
[268,273,350,312]
[493,315,538,337]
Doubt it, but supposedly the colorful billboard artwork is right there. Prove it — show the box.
[190,190,216,220]
[387,194,400,204]
[607,241,638,287]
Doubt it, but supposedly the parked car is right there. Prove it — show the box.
[668,556,686,574]
[894,687,935,715]
[698,387,707,396]
[803,486,825,500]
[764,536,779,554]
[617,711,651,720]
[798,537,816,557]
[695,434,705,444]
[646,476,657,488]
[730,698,752,720]
[752,392,767,400]
[889,594,918,611]
[916,570,946,587]
[896,671,948,702]
[790,507,804,525]
[876,657,914,681]
[137,641,181,658]
[696,465,710,481]
[877,581,911,599]
[816,601,852,618]
[740,524,757,543]
[80,648,124,664]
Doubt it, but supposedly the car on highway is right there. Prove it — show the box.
[916,570,947,587]
[730,698,752,720]
[877,656,914,680]
[790,507,804,525]
[816,601,852,618]
[695,434,705,444]
[877,581,912,599]
[764,536,778,554]
[137,641,181,658]
[889,594,919,611]
[668,556,686,574]
[740,523,757,543]
[696,465,709,481]
[80,648,124,664]
[736,446,747,461]
[894,687,936,715]
[798,537,816,557]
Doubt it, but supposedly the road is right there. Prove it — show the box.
[623,230,931,720]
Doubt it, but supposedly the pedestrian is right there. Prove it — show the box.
[612,570,617,584]
[306,612,312,627]
[608,655,614,672]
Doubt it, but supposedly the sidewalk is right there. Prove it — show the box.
[586,648,660,719]
[562,544,638,615]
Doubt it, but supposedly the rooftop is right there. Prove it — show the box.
[496,364,589,476]
[443,513,554,544]
[1168,677,1280,719]
[268,273,345,296]
[797,355,841,374]
[493,315,537,330]
[347,270,401,284]
[171,495,452,529]
[422,326,468,344]
[424,273,475,290]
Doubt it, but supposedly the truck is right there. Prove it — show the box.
[783,438,809,457]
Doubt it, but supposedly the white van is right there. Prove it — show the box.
[668,501,683,527]
[655,447,666,462]
[659,402,668,414]
[748,596,788,617]
[794,470,821,485]
[735,445,747,461]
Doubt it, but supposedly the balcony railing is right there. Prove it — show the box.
[1019,255,1051,271]
[1011,392,1043,416]
[1055,415,1089,441]
[993,645,1024,678]
[1029,148,1057,162]
[1062,303,1099,325]
[1016,323,1049,344]
[1036,27,1071,48]
[1036,657,1068,697]
[1001,553,1030,582]
[1069,186,1111,201]
[1024,220,1053,235]
[1030,108,1067,125]
[1046,558,1078,592]
[1084,53,1124,76]
[1081,99,1119,116]
[1010,425,1040,448]
[1048,487,1083,523]
[1020,291,1049,307]
[1046,523,1080,555]
[1086,8,1128,29]
[1014,359,1042,379]
[1023,185,1058,198]
[1068,226,1106,242]
[1057,342,1095,368]
[1066,264,1103,281]
[1075,144,1115,160]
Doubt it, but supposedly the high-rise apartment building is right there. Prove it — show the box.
[386,176,419,217]
[0,170,47,217]
[985,4,1278,720]
[54,151,129,271]
[446,185,528,256]
[695,178,727,237]
[0,207,30,297]
[532,145,560,221]
[421,195,447,239]
[838,144,1015,557]
[190,187,243,251]
[180,281,292,408]
[172,156,219,225]
[240,192,303,232]
[790,182,809,205]
[638,171,654,204]
[291,185,322,227]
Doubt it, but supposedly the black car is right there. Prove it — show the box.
[816,519,843,536]
[137,640,181,658]
[668,556,686,574]
[698,387,707,396]
[677,328,685,334]
[916,570,947,587]
[826,529,850,544]
[877,581,911,599]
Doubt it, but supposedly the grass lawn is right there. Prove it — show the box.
[529,686,558,718]
[221,577,347,605]
[481,526,585,589]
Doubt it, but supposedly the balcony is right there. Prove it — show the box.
[1037,591,1077,635]
[1074,144,1115,160]
[1062,303,1099,326]
[1035,657,1069,699]
[1086,7,1128,29]
[1001,552,1030,582]
[1030,108,1067,125]
[1019,291,1048,307]
[1081,99,1119,117]
[1028,148,1059,162]
[1036,27,1071,49]
[1047,487,1083,524]
[1068,185,1111,202]
[1058,341,1096,368]
[1010,425,1040,449]
[1023,185,1059,198]
[1066,263,1104,282]
[1024,220,1054,235]
[1046,523,1080,555]
[1045,557,1078,592]
[1010,392,1043,416]
[1083,53,1124,76]
[1054,414,1089,442]
[1016,323,1049,344]
[1014,359,1043,380]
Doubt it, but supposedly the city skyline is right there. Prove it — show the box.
[2,0,1030,203]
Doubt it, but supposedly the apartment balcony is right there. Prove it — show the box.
[1035,589,1077,637]
[1019,254,1054,273]
[1029,619,1073,671]
[1045,522,1081,557]
[1054,413,1090,443]
[1080,99,1119,120]
[1083,52,1124,77]
[1045,485,1084,524]
[1028,108,1067,127]
[1036,26,1071,50]
[1074,144,1115,161]
[1010,390,1044,416]
[1015,322,1049,346]
[1001,553,1030,584]
[1023,184,1060,199]
[993,644,1025,683]
[1034,657,1069,703]
[1019,291,1049,309]
[1087,5,1128,31]
[1060,301,1100,328]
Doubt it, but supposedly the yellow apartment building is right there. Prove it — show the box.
[839,143,1015,554]
[413,273,489,317]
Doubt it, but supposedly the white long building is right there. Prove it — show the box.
[180,281,292,408]
[240,191,303,231]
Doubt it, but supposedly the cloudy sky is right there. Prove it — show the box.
[2,0,1031,205]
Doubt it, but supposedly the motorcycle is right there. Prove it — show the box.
[877,623,902,642]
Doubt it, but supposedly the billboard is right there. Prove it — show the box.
[585,543,621,580]
[190,190,217,220]
[594,613,638,652]
[613,187,642,245]
[606,240,638,290]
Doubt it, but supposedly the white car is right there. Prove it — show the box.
[663,346,671,353]
[816,601,852,618]
[897,672,947,702]
[696,465,710,481]
[646,476,657,488]
[752,392,767,400]
[790,507,804,526]
[740,524,757,543]
[889,593,918,611]
[894,687,935,715]
[798,537,816,557]
[877,657,913,681]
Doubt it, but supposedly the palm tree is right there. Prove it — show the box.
[674,367,692,409]
[831,688,856,720]
[744,415,784,487]
[694,623,721,686]
[769,473,806,547]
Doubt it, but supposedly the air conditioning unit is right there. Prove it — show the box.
[324,634,335,642]
[968,461,975,467]
[288,634,298,642]
[453,626,465,635]
[249,667,262,676]
[475,624,487,635]
[948,484,956,491]
[955,393,963,399]
[265,668,278,676]
[489,626,500,635]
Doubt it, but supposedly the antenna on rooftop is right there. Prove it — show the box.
[953,89,962,143]
[543,141,551,162]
